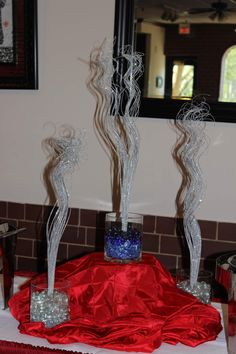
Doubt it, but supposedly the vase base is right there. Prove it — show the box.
[104,254,142,264]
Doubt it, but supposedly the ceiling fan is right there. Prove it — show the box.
[188,0,236,20]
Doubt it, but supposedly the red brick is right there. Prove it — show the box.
[143,215,156,233]
[68,208,79,226]
[155,254,177,270]
[143,233,159,252]
[80,209,98,227]
[68,244,94,259]
[60,225,81,243]
[80,209,106,228]
[25,204,43,221]
[0,201,7,218]
[16,256,40,273]
[18,220,42,240]
[218,222,236,242]
[199,220,217,240]
[86,227,104,249]
[160,235,184,255]
[156,216,175,235]
[8,202,24,219]
[33,240,47,258]
[201,239,236,258]
[57,243,68,261]
[16,239,33,257]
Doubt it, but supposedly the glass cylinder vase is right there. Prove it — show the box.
[104,212,143,263]
[30,275,70,328]
[176,268,213,304]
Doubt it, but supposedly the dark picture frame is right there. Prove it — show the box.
[114,0,236,123]
[0,0,38,89]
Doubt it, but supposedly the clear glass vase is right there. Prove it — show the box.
[30,275,70,328]
[104,212,143,263]
[176,268,213,304]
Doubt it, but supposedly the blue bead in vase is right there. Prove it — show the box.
[104,212,143,263]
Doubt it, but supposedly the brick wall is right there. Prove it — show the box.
[0,201,236,274]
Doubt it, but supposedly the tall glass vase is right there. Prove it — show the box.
[30,276,70,328]
[104,212,143,263]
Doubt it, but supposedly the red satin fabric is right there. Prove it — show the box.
[0,339,81,354]
[228,299,236,337]
[9,253,222,353]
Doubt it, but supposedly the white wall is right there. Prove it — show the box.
[0,0,236,223]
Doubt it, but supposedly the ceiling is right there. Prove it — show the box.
[135,0,236,24]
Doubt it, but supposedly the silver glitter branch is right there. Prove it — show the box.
[120,48,143,230]
[88,40,121,205]
[88,40,119,156]
[176,100,211,288]
[107,47,143,231]
[46,135,83,295]
[89,41,143,231]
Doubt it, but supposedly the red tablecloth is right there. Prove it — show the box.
[9,253,222,353]
[0,340,86,354]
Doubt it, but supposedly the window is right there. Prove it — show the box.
[165,56,196,100]
[172,61,194,99]
[219,46,236,102]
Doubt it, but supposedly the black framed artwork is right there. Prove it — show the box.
[0,0,38,89]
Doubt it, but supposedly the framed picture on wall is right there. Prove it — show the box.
[0,0,38,89]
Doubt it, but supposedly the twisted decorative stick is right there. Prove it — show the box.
[104,47,142,231]
[89,41,143,231]
[120,48,143,231]
[46,136,82,295]
[176,100,211,288]
[88,41,122,208]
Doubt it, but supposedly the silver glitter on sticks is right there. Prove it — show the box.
[89,40,143,232]
[120,48,143,231]
[45,131,83,295]
[176,100,211,289]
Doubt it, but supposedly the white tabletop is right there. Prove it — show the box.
[0,276,229,354]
